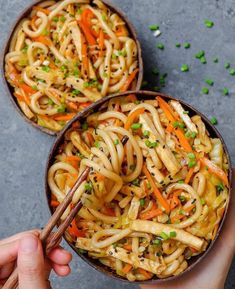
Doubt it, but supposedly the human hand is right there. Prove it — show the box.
[0,231,72,289]
[141,169,235,289]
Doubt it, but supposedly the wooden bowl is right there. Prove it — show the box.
[44,90,233,284]
[0,0,143,136]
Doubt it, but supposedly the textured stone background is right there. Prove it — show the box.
[0,0,234,288]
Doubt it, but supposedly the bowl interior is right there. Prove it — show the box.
[1,0,143,136]
[45,90,232,284]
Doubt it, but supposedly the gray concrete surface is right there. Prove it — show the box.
[0,0,234,288]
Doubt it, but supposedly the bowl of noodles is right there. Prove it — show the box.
[1,0,143,135]
[45,90,232,283]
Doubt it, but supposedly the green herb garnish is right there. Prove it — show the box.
[149,24,159,31]
[201,87,209,94]
[157,43,164,50]
[204,19,214,28]
[181,64,189,72]
[210,117,218,125]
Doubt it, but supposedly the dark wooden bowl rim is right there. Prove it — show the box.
[44,90,233,284]
[0,0,143,136]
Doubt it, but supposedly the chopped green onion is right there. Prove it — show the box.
[132,179,140,186]
[191,132,197,138]
[60,15,66,22]
[42,29,49,36]
[224,63,230,69]
[229,69,235,75]
[149,24,159,31]
[152,239,161,245]
[82,122,88,130]
[131,123,142,130]
[178,180,184,184]
[83,82,89,88]
[94,141,100,148]
[134,100,141,105]
[200,57,207,64]
[145,140,158,148]
[210,117,218,125]
[169,231,177,238]
[114,139,119,145]
[52,16,59,22]
[222,87,229,96]
[201,87,209,94]
[84,182,93,192]
[48,98,54,105]
[204,19,214,28]
[213,57,219,63]
[60,65,66,72]
[195,50,205,59]
[188,159,197,168]
[72,89,80,96]
[157,43,164,50]
[187,152,196,159]
[152,68,159,75]
[205,79,214,86]
[112,53,117,60]
[175,43,181,48]
[183,42,190,49]
[147,182,151,189]
[181,64,189,72]
[77,248,87,254]
[32,85,38,91]
[140,199,145,206]
[200,198,206,205]
[103,72,108,78]
[179,195,186,202]
[143,130,150,138]
[179,209,185,215]
[183,111,189,114]
[57,105,66,113]
[160,232,169,240]
[216,182,224,193]
[42,66,50,72]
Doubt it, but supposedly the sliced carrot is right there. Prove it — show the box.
[115,25,127,37]
[78,20,96,46]
[19,83,35,95]
[49,61,57,69]
[103,206,116,217]
[140,208,162,220]
[200,157,229,187]
[31,15,38,29]
[142,164,170,214]
[33,35,52,46]
[98,29,105,58]
[68,219,85,238]
[171,214,185,224]
[51,200,60,207]
[184,204,195,213]
[120,68,139,92]
[158,97,180,121]
[185,167,195,184]
[122,264,132,274]
[39,54,45,62]
[174,128,192,152]
[138,268,152,279]
[126,94,137,102]
[14,92,31,106]
[123,244,132,251]
[33,6,50,15]
[53,113,76,121]
[64,156,81,162]
[79,102,92,109]
[86,131,94,146]
[166,123,174,133]
[170,190,181,210]
[124,108,145,130]
[67,101,79,111]
[95,173,106,181]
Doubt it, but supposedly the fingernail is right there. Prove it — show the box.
[20,235,38,253]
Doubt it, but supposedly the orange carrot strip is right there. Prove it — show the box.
[78,20,96,46]
[96,173,106,181]
[184,204,195,213]
[64,156,81,162]
[67,101,79,111]
[123,244,132,251]
[140,208,162,220]
[51,200,60,207]
[158,97,180,121]
[19,83,35,95]
[33,35,52,46]
[185,168,195,184]
[138,268,152,279]
[98,29,105,58]
[68,219,85,238]
[53,113,76,121]
[142,164,170,214]
[174,128,192,152]
[33,6,50,15]
[103,206,116,217]
[122,264,132,274]
[79,102,92,109]
[120,68,139,92]
[200,157,229,187]
[124,108,145,130]
[115,25,127,37]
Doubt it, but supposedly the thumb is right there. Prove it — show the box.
[17,234,48,289]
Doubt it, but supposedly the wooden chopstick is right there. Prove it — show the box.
[3,167,90,289]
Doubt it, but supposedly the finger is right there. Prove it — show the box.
[0,241,18,266]
[18,234,48,289]
[0,262,15,279]
[51,263,71,277]
[47,247,72,265]
[0,230,40,246]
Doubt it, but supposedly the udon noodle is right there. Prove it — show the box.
[5,0,139,132]
[48,95,229,281]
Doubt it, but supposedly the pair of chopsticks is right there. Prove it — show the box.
[3,167,90,289]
